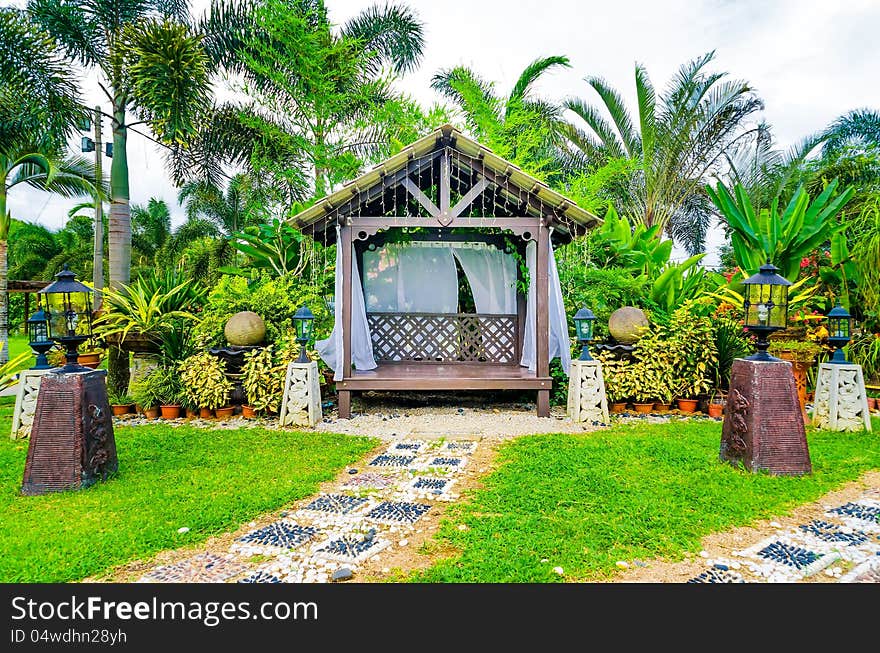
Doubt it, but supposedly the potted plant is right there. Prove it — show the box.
[148,365,184,419]
[108,390,135,416]
[77,341,104,369]
[598,354,631,413]
[242,346,286,417]
[630,371,656,413]
[707,388,724,419]
[93,276,200,354]
[129,376,161,419]
[179,352,233,419]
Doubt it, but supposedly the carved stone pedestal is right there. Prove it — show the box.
[567,360,609,424]
[10,369,51,439]
[21,368,118,495]
[812,362,872,432]
[279,361,322,428]
[720,358,811,476]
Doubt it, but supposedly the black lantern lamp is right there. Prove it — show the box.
[826,301,852,364]
[293,305,315,364]
[573,307,597,361]
[742,261,792,361]
[39,264,95,372]
[27,301,54,370]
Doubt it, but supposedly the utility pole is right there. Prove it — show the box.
[93,105,104,310]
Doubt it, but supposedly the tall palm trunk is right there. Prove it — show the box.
[107,101,131,394]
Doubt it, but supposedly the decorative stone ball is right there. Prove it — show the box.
[224,311,266,346]
[608,306,649,344]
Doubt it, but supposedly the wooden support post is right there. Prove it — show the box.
[439,148,451,218]
[536,223,550,417]
[339,225,353,419]
[338,390,351,420]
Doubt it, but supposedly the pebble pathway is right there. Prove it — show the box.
[685,490,880,583]
[136,438,475,584]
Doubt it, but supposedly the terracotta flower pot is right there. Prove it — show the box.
[653,402,672,412]
[77,353,102,369]
[707,403,723,418]
[160,405,181,419]
[186,408,199,419]
[241,405,257,418]
[199,407,214,419]
[143,406,160,419]
[633,403,654,413]
[676,398,699,413]
[111,404,133,417]
[610,402,628,413]
[214,406,235,419]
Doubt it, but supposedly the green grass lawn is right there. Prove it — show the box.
[414,416,880,582]
[0,396,376,582]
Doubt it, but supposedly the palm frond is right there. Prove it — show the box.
[342,2,425,75]
[822,108,880,158]
[123,18,211,145]
[586,76,640,156]
[26,0,105,67]
[564,97,627,158]
[507,55,570,109]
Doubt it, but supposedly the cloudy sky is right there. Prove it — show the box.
[5,0,880,265]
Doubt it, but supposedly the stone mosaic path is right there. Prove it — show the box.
[685,490,880,583]
[136,439,476,584]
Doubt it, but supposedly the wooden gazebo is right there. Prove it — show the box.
[291,125,600,417]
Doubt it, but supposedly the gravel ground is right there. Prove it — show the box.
[113,391,718,441]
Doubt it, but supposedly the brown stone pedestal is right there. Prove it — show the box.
[720,358,811,476]
[21,368,118,495]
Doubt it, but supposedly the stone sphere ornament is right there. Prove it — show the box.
[607,306,649,344]
[224,311,266,346]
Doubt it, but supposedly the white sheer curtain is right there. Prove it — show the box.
[519,234,572,375]
[451,243,517,314]
[363,242,458,313]
[316,227,377,381]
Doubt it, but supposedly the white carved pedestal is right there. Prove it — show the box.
[567,359,609,424]
[812,362,872,432]
[10,369,51,439]
[279,361,322,428]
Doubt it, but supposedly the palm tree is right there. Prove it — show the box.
[0,147,97,363]
[0,7,84,152]
[177,174,261,236]
[821,109,880,158]
[130,198,172,270]
[28,0,214,390]
[564,51,764,253]
[0,7,87,364]
[224,0,426,198]
[431,56,571,178]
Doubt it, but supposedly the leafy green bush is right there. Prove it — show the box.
[193,274,331,347]
[178,352,233,410]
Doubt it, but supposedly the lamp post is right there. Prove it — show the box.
[719,260,811,475]
[293,305,315,364]
[573,307,597,361]
[26,303,54,370]
[39,264,95,372]
[21,264,117,496]
[741,262,792,361]
[826,301,852,364]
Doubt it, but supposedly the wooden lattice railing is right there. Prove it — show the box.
[367,313,517,363]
